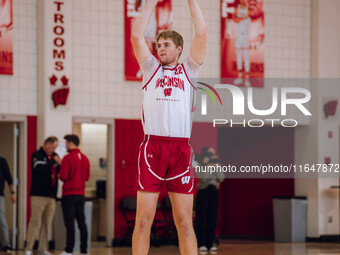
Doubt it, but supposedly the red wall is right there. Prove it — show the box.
[27,116,37,226]
[191,122,218,154]
[114,119,144,238]
[217,127,295,238]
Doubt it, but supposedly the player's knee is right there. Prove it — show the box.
[135,217,153,231]
[175,218,193,236]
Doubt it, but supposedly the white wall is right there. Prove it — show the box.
[316,80,340,236]
[265,0,311,78]
[71,0,141,118]
[0,0,37,115]
[0,0,313,120]
[295,0,340,238]
[316,0,340,77]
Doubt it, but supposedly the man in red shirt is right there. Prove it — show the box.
[58,134,90,255]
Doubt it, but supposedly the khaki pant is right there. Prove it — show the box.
[26,196,56,252]
[0,196,10,248]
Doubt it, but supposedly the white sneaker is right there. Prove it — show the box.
[25,251,33,255]
[41,251,54,255]
[209,246,218,253]
[199,246,208,253]
[58,252,72,255]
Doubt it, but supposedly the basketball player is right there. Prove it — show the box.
[130,0,206,254]
[233,0,251,87]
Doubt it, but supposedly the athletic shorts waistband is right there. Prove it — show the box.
[144,134,190,143]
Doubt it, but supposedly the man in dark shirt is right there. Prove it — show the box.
[25,136,61,255]
[0,156,16,253]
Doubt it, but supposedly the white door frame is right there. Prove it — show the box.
[0,114,27,249]
[73,117,114,247]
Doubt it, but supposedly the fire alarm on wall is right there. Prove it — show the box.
[328,131,333,138]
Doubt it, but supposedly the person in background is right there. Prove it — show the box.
[195,147,224,253]
[58,134,90,255]
[0,156,16,253]
[25,136,60,255]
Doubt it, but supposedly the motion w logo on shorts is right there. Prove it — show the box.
[164,88,172,97]
[181,176,190,184]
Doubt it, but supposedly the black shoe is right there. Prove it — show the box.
[3,246,13,253]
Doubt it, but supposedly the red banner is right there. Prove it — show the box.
[221,0,264,87]
[125,0,172,81]
[0,0,13,75]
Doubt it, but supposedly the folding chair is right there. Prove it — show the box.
[121,196,137,244]
[160,196,178,245]
[121,196,168,246]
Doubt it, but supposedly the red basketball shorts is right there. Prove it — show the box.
[136,135,194,194]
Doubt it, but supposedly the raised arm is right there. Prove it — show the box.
[188,0,207,65]
[131,0,158,63]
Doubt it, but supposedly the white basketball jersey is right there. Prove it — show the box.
[140,55,200,138]
[236,4,250,35]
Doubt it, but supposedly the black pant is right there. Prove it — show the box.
[61,195,88,254]
[195,185,219,249]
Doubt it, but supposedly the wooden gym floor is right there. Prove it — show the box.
[2,241,340,255]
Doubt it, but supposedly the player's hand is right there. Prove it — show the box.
[54,155,61,165]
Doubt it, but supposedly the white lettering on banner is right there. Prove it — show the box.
[221,0,235,18]
[127,0,140,18]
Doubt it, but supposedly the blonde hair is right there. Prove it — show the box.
[157,30,184,56]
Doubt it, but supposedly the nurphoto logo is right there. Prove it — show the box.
[196,82,312,128]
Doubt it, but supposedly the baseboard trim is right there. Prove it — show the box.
[97,236,106,242]
[306,235,340,242]
[218,235,340,243]
[218,235,273,241]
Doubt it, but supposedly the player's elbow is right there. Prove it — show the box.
[196,24,207,38]
[131,28,143,43]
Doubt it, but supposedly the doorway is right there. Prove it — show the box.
[0,115,27,249]
[73,117,114,247]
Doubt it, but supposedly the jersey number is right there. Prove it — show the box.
[174,66,183,75]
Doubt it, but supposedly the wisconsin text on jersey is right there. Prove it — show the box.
[155,76,185,91]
